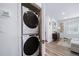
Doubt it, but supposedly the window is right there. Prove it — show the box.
[64,17,79,35]
[68,22,79,34]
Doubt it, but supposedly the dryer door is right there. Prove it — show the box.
[24,37,39,55]
[23,11,38,28]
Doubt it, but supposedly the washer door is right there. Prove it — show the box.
[23,11,38,28]
[24,37,39,55]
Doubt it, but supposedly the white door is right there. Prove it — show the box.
[40,5,46,56]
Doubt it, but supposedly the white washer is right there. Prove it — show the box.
[22,6,39,34]
[23,35,40,56]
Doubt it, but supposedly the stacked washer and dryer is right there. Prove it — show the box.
[22,6,40,56]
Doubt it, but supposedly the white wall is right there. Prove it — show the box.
[43,4,54,43]
[45,16,52,43]
[0,3,21,56]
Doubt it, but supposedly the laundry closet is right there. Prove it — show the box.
[21,3,41,56]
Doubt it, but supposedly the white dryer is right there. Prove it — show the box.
[23,35,40,56]
[22,6,39,34]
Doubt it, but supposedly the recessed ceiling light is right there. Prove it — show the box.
[62,12,65,15]
[64,17,67,19]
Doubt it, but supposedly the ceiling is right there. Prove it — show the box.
[43,3,79,21]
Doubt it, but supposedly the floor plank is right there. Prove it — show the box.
[45,41,79,56]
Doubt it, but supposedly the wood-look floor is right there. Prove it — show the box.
[45,41,79,56]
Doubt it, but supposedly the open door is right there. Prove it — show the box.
[40,5,46,56]
[41,4,53,56]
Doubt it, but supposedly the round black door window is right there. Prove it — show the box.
[24,37,40,55]
[23,11,38,28]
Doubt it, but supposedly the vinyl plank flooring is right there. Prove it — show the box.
[45,42,79,56]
